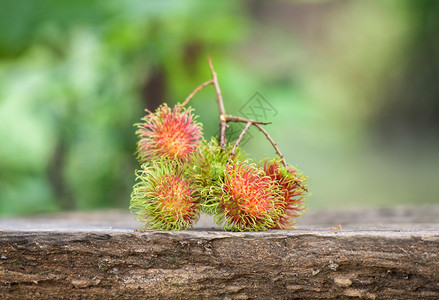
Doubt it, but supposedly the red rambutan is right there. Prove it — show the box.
[136,104,202,162]
[216,163,285,231]
[260,158,309,229]
[130,161,200,230]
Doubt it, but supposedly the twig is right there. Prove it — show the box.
[208,57,227,150]
[181,80,214,107]
[227,121,252,164]
[225,115,271,126]
[204,58,306,192]
[253,123,308,192]
[185,59,307,192]
[223,114,280,164]
[253,122,287,168]
[224,115,308,192]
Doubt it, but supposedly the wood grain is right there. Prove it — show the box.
[0,207,438,299]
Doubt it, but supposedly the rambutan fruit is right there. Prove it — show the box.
[130,160,200,230]
[189,138,247,215]
[260,158,309,229]
[215,163,286,231]
[135,104,202,162]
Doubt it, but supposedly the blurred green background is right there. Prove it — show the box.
[1,0,438,216]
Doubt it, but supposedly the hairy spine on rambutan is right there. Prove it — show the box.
[189,138,247,215]
[260,158,309,229]
[135,104,202,162]
[130,59,311,231]
[215,163,286,231]
[130,160,201,230]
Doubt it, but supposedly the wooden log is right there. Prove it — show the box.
[0,207,438,299]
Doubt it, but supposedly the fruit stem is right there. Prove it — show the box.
[181,80,214,107]
[225,115,271,126]
[252,122,288,168]
[208,57,227,150]
[183,58,303,191]
[227,121,252,164]
[222,115,285,168]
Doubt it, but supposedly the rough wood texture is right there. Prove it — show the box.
[1,206,438,299]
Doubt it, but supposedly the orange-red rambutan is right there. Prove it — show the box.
[260,158,309,229]
[136,104,202,162]
[216,163,285,231]
[130,161,200,230]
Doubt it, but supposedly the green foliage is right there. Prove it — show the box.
[1,0,438,217]
[0,1,249,215]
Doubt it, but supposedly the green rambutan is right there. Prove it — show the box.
[215,163,286,231]
[189,138,247,215]
[130,160,200,230]
[135,104,202,162]
[260,158,309,229]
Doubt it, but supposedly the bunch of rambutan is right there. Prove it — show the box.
[130,60,309,231]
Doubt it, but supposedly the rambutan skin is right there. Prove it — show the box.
[189,138,247,215]
[130,160,201,230]
[135,104,202,162]
[260,158,309,229]
[215,163,286,231]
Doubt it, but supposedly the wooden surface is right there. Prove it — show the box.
[1,206,438,299]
